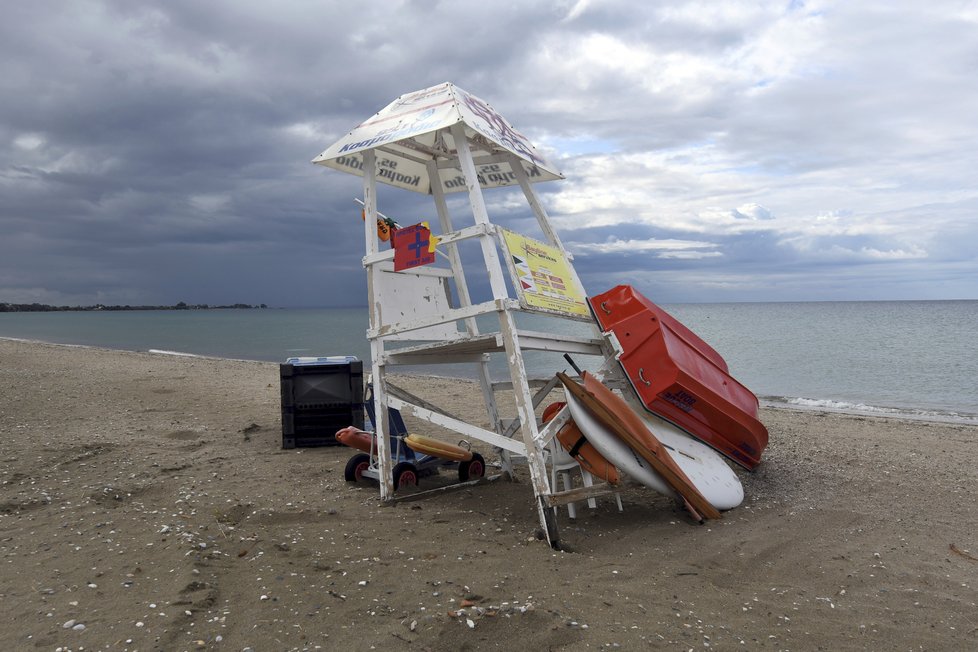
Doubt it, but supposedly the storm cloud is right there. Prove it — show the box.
[2,0,976,306]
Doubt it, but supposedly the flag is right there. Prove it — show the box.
[393,222,437,271]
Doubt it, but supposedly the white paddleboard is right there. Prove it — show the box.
[641,410,744,510]
[563,390,743,510]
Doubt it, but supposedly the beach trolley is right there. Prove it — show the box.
[337,426,487,490]
[337,384,487,489]
[311,83,617,548]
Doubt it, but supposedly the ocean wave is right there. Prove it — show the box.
[762,396,978,425]
[147,349,203,358]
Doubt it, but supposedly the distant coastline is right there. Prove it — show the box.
[0,301,268,312]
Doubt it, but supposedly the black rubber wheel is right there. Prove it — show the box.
[392,462,419,491]
[458,452,486,482]
[344,453,371,483]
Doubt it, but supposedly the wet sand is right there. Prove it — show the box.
[1,338,976,650]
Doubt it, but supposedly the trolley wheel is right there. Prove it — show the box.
[344,453,371,483]
[392,462,419,491]
[458,452,486,482]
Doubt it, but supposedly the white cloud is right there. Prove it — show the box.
[13,133,45,151]
[732,203,774,221]
[570,237,720,255]
[780,239,928,262]
[658,249,724,260]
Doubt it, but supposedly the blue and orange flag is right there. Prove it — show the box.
[393,222,439,271]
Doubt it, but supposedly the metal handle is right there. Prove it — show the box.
[599,301,611,315]
[638,368,652,386]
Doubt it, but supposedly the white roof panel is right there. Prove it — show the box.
[312,83,563,194]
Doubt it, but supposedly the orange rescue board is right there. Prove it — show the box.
[557,372,721,521]
[543,403,620,485]
[589,285,768,470]
[404,434,473,462]
[335,426,375,453]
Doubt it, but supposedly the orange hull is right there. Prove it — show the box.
[543,403,620,485]
[590,285,768,469]
[335,426,375,454]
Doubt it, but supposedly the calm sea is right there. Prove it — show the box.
[2,301,976,424]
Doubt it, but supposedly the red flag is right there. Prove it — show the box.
[393,223,437,271]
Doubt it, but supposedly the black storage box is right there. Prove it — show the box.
[280,357,364,448]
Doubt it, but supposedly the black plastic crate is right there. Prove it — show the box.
[280,358,364,449]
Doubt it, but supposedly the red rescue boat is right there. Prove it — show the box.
[589,285,768,470]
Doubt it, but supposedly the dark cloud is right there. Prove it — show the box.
[1,1,976,306]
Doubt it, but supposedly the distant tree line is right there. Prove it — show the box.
[0,301,268,312]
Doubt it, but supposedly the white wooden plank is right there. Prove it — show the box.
[369,299,513,339]
[387,396,528,456]
[362,150,394,500]
[496,310,556,541]
[450,122,510,301]
[375,271,459,341]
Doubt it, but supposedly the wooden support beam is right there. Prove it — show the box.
[388,473,504,504]
[545,482,619,507]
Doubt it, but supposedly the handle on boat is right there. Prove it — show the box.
[599,301,611,315]
[638,368,652,386]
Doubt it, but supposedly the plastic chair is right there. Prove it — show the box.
[549,440,622,519]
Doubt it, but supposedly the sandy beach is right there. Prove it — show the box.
[1,338,976,651]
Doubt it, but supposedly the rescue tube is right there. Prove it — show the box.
[404,434,474,462]
[542,402,620,485]
[335,426,375,454]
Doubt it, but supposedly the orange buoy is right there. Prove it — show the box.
[542,402,620,485]
[361,209,394,242]
[335,426,375,453]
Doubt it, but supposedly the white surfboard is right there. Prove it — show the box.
[641,410,744,510]
[563,391,744,510]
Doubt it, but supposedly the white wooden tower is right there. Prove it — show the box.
[312,83,613,547]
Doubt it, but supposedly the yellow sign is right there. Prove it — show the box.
[500,229,590,318]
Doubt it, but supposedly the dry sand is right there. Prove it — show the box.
[1,338,977,651]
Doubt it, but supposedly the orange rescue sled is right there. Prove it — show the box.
[589,285,768,470]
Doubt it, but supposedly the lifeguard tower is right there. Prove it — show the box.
[312,83,615,547]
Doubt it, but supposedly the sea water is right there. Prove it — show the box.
[2,301,976,423]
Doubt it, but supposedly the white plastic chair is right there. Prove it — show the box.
[549,440,622,519]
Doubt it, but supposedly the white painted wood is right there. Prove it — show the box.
[379,326,603,361]
[374,270,460,341]
[496,309,556,542]
[367,299,507,339]
[451,122,510,301]
[361,150,394,500]
[381,352,487,366]
[362,249,395,266]
[513,330,604,355]
[387,396,528,456]
[373,260,455,278]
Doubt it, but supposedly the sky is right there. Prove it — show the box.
[2,0,977,308]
